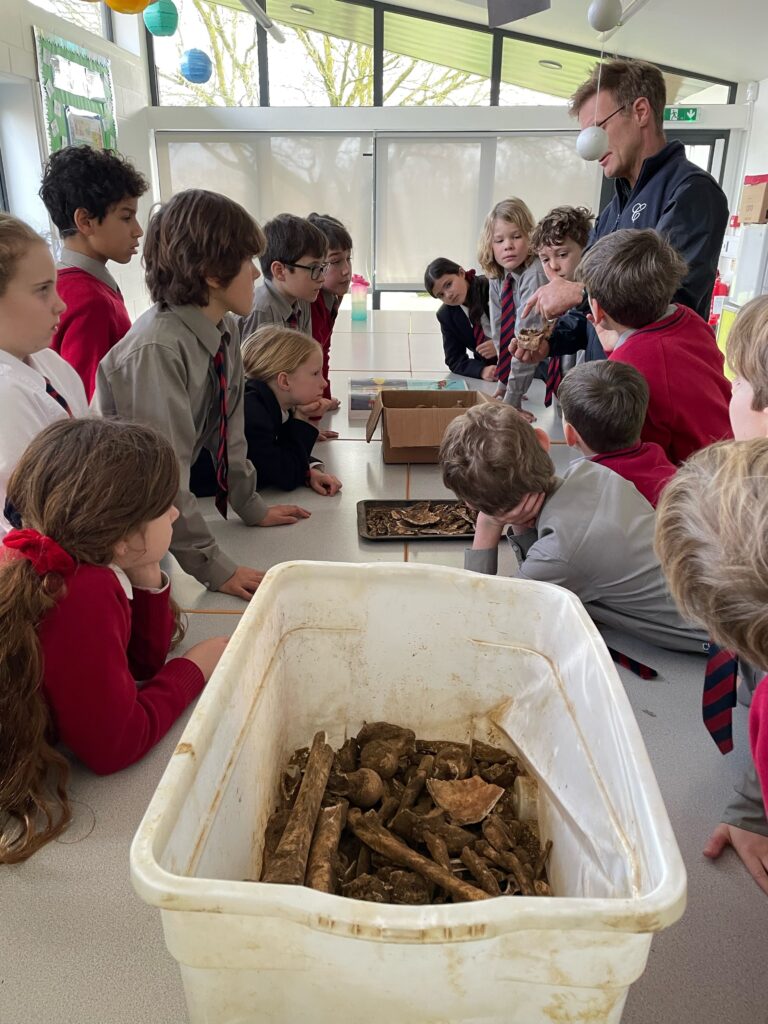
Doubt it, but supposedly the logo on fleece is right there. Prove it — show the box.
[631,202,647,223]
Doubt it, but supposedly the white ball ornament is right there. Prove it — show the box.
[576,125,609,162]
[587,0,623,32]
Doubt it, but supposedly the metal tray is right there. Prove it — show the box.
[357,499,476,541]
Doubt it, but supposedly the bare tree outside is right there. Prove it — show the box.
[28,0,104,35]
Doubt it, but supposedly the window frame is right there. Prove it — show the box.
[144,0,736,109]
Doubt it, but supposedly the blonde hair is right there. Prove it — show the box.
[241,324,322,380]
[0,214,46,296]
[726,295,768,410]
[655,439,768,669]
[477,198,536,279]
[440,403,555,515]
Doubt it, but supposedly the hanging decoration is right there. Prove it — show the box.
[143,0,179,36]
[180,49,213,84]
[105,0,152,13]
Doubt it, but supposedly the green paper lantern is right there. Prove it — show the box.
[143,0,178,36]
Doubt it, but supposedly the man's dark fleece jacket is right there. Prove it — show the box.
[550,140,729,361]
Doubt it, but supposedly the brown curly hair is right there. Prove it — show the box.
[531,206,593,253]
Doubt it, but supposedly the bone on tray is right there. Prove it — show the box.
[365,501,476,538]
[257,723,553,903]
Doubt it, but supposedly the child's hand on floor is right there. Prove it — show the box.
[183,636,229,681]
[316,429,339,441]
[704,823,768,895]
[308,468,342,496]
[219,565,265,599]
[260,504,311,526]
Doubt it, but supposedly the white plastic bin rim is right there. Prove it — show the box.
[131,561,686,945]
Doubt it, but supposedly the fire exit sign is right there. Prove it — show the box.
[664,106,699,122]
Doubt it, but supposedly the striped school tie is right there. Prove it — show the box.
[43,377,72,417]
[495,276,514,385]
[608,646,657,680]
[703,642,739,754]
[213,338,229,519]
[544,355,562,408]
[287,304,299,330]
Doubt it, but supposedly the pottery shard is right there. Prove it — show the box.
[426,775,505,827]
[398,502,442,527]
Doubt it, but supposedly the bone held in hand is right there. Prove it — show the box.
[347,808,490,903]
[262,731,335,885]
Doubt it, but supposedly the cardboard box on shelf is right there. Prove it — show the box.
[365,389,491,464]
[739,175,768,224]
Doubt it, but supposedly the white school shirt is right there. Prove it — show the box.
[0,348,89,535]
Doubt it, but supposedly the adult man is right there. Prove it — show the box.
[521,59,729,359]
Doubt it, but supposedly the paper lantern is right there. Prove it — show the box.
[576,125,609,162]
[587,0,623,32]
[180,49,213,84]
[143,0,178,35]
[106,0,151,13]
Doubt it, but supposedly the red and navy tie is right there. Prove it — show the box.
[44,377,72,417]
[287,304,299,330]
[213,338,229,519]
[496,276,515,385]
[544,355,562,408]
[330,297,340,325]
[703,643,739,753]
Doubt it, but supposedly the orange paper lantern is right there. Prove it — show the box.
[105,0,152,13]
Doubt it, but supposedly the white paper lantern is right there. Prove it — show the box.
[576,125,609,162]
[588,0,623,32]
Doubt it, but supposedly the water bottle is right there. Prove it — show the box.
[351,273,370,322]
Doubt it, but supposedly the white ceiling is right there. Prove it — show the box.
[381,0,768,86]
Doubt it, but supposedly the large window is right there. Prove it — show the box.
[268,0,374,106]
[27,0,107,36]
[382,14,491,107]
[147,0,735,109]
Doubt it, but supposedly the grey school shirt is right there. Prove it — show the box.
[465,459,707,653]
[239,277,312,342]
[93,303,267,591]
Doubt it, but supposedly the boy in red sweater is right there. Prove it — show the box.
[557,359,676,507]
[578,228,732,464]
[39,145,148,398]
[307,212,352,404]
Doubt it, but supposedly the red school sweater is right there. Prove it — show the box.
[608,305,732,465]
[750,676,768,812]
[590,442,677,508]
[51,268,132,400]
[38,563,204,775]
[310,291,338,400]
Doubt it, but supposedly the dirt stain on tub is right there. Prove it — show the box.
[174,741,196,758]
[543,991,621,1022]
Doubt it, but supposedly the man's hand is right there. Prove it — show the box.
[512,337,550,364]
[476,339,497,360]
[522,277,583,320]
[704,823,768,895]
[260,504,311,526]
[218,566,265,600]
[309,468,342,496]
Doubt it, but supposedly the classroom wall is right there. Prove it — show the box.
[0,0,153,318]
[743,78,768,177]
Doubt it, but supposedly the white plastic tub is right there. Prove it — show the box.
[131,561,686,1024]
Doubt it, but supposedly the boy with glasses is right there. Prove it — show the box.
[240,214,328,339]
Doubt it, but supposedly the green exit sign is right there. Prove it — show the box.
[664,106,699,122]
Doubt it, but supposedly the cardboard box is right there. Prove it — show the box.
[365,389,491,464]
[739,175,768,224]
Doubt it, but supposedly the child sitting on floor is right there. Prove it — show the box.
[0,214,88,532]
[557,360,676,508]
[424,257,497,381]
[439,402,705,652]
[39,145,148,399]
[578,228,732,463]
[0,418,228,863]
